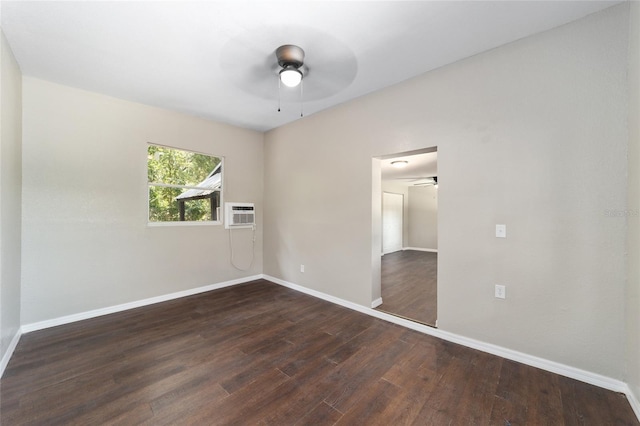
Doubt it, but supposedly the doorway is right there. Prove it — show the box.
[372,148,438,327]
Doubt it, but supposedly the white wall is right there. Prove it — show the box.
[264,5,629,379]
[408,185,437,250]
[0,30,22,369]
[20,78,264,325]
[626,0,640,408]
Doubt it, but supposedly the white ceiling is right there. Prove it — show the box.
[381,151,438,186]
[1,1,621,132]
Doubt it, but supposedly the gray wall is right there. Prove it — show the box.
[20,78,264,325]
[264,5,629,379]
[408,185,437,250]
[0,30,22,367]
[626,0,640,408]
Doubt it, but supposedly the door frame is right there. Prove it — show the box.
[371,146,438,318]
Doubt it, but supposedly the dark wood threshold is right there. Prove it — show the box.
[375,307,438,328]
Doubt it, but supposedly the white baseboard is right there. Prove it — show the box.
[21,275,263,334]
[382,249,403,255]
[371,297,383,308]
[262,274,631,401]
[1,329,22,378]
[265,274,374,314]
[404,247,438,253]
[627,385,640,421]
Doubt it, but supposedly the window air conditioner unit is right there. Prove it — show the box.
[225,202,255,229]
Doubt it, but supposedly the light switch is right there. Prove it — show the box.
[496,224,506,238]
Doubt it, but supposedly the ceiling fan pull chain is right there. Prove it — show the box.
[300,79,304,117]
[277,76,281,112]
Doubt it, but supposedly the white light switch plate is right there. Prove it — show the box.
[496,224,506,238]
[495,285,506,299]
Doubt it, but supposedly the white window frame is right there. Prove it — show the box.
[146,143,224,227]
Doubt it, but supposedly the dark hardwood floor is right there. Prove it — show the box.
[377,250,437,326]
[1,279,637,425]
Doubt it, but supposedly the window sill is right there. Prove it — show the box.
[147,221,223,227]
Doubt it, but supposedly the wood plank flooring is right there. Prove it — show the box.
[1,279,637,425]
[377,250,437,326]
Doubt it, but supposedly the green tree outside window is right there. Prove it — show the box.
[147,145,222,222]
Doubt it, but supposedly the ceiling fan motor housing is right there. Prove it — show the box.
[276,44,305,69]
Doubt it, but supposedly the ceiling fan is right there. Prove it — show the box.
[412,176,438,186]
[275,44,306,115]
[219,27,357,109]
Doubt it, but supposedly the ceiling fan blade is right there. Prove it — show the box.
[393,177,433,181]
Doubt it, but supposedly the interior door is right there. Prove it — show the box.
[382,192,403,254]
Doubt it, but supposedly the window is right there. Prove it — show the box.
[147,144,222,223]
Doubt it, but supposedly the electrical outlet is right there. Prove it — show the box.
[495,285,506,299]
[300,264,305,273]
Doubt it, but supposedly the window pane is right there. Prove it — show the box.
[149,186,220,222]
[147,145,221,187]
[147,144,222,224]
[182,198,218,222]
[149,186,182,222]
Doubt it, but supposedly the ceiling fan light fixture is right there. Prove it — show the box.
[275,44,305,115]
[279,66,303,87]
[391,160,408,168]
